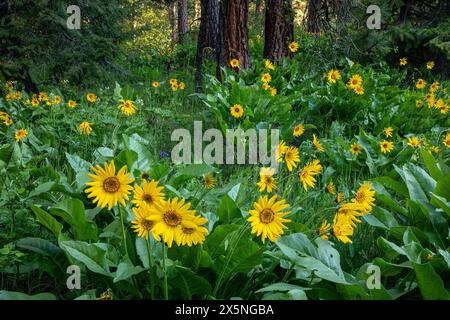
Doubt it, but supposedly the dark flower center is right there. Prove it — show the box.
[259,208,275,224]
[142,194,153,204]
[142,219,154,231]
[182,227,195,235]
[103,177,120,193]
[163,210,181,227]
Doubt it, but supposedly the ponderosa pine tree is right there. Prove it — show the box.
[263,0,294,61]
[220,0,250,69]
[195,0,219,90]
[178,0,188,42]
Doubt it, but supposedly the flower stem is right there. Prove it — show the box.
[118,206,129,257]
[146,237,155,299]
[161,242,169,300]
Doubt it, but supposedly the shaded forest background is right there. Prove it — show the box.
[0,0,449,91]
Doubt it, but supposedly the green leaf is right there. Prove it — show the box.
[16,237,61,256]
[0,291,56,300]
[217,194,242,223]
[31,205,63,238]
[255,282,310,293]
[172,266,212,299]
[413,262,450,300]
[420,149,443,181]
[50,198,98,241]
[113,258,144,283]
[65,152,92,174]
[60,240,111,277]
[276,234,348,284]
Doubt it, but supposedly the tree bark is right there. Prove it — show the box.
[263,0,294,61]
[255,0,262,16]
[195,0,219,91]
[221,0,250,69]
[398,0,412,24]
[167,0,177,43]
[178,0,188,42]
[307,0,321,34]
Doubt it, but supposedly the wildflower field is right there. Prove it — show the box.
[0,0,449,302]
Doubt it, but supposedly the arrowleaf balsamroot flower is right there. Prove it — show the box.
[416,79,426,89]
[288,41,299,53]
[384,127,393,137]
[347,74,362,88]
[298,159,322,191]
[230,104,244,118]
[132,179,165,209]
[68,100,77,108]
[248,195,291,243]
[327,69,341,84]
[318,220,331,240]
[350,143,362,156]
[265,59,275,70]
[312,134,325,152]
[86,92,97,103]
[85,160,134,210]
[351,182,376,214]
[203,173,217,189]
[15,129,28,142]
[380,140,394,154]
[284,146,300,172]
[261,73,272,83]
[230,58,239,68]
[293,124,305,137]
[407,136,421,148]
[146,197,207,247]
[119,100,137,116]
[332,213,354,244]
[443,132,450,148]
[79,121,93,135]
[257,167,277,193]
[131,205,159,240]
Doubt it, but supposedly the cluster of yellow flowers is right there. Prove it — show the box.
[0,111,13,126]
[319,182,376,244]
[346,74,364,95]
[349,127,445,156]
[416,80,449,114]
[399,57,434,70]
[326,69,365,95]
[260,60,278,96]
[168,78,186,92]
[85,160,209,247]
[118,99,137,116]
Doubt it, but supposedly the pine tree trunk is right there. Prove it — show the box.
[178,0,188,42]
[168,0,177,43]
[221,0,250,69]
[263,0,294,61]
[195,0,219,91]
[307,0,321,33]
[255,0,262,16]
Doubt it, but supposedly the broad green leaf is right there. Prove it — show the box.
[420,149,443,181]
[50,198,98,241]
[255,282,310,293]
[172,266,212,299]
[0,291,57,300]
[276,234,348,284]
[65,152,92,174]
[413,262,450,300]
[113,258,144,283]
[60,240,111,277]
[16,237,61,256]
[31,205,63,238]
[217,194,242,223]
